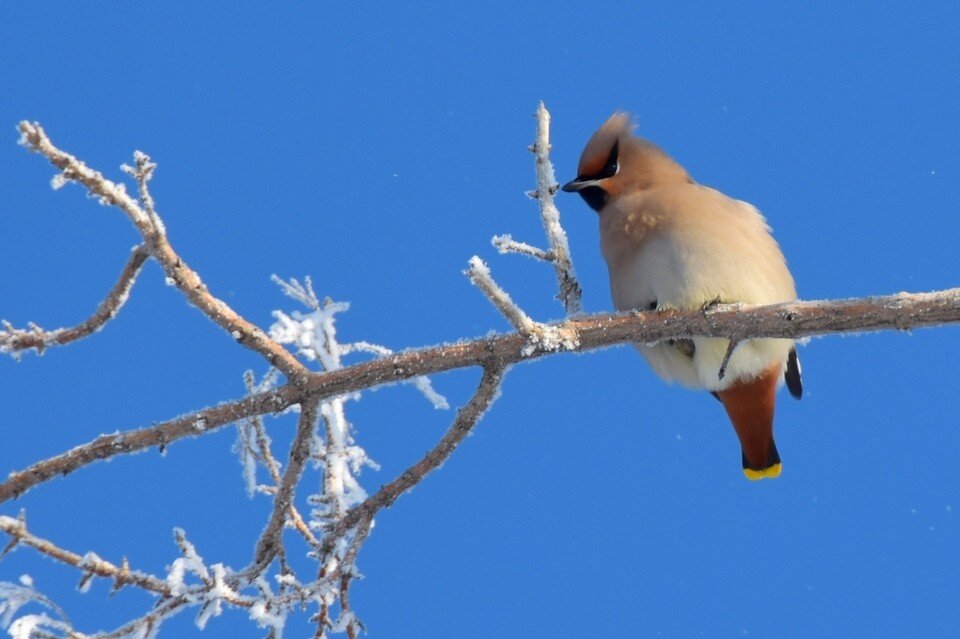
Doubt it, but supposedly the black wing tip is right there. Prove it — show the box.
[785,348,803,400]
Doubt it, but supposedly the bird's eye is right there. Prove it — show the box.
[600,141,620,179]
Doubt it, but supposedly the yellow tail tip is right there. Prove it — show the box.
[743,463,782,480]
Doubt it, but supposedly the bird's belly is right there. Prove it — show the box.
[636,334,793,392]
[611,238,794,391]
[634,342,702,388]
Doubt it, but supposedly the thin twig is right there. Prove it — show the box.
[0,515,170,596]
[243,373,320,549]
[92,598,186,639]
[121,150,164,235]
[17,121,311,384]
[0,244,149,356]
[247,399,321,576]
[324,364,506,543]
[0,384,300,503]
[253,415,319,548]
[465,256,537,334]
[491,234,554,262]
[336,514,372,639]
[307,366,506,635]
[530,102,582,314]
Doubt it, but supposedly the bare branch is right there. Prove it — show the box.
[248,399,321,576]
[465,256,537,334]
[466,256,578,355]
[305,365,507,636]
[4,288,960,506]
[94,598,186,639]
[0,512,318,638]
[238,371,318,549]
[491,103,581,314]
[248,408,319,549]
[0,244,149,356]
[0,515,170,597]
[530,102,582,314]
[0,384,300,503]
[17,121,311,384]
[325,364,507,541]
[491,234,554,262]
[121,150,165,235]
[336,514,371,639]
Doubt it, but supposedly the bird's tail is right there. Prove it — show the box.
[715,365,782,480]
[741,443,781,480]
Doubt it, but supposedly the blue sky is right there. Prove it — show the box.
[2,2,960,637]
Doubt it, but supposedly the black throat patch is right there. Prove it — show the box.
[578,185,608,212]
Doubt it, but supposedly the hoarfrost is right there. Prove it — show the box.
[0,583,38,628]
[7,613,70,639]
[249,599,286,636]
[50,173,68,190]
[166,529,209,595]
[194,564,235,630]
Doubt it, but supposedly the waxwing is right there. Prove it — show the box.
[563,113,802,479]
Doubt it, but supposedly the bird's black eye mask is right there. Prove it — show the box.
[583,141,619,182]
[574,142,619,211]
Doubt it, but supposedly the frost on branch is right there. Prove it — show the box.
[194,564,238,630]
[489,101,582,315]
[266,276,400,522]
[0,577,69,639]
[466,102,583,355]
[234,369,283,498]
[7,614,72,639]
[267,275,447,409]
[466,257,579,356]
[226,276,454,634]
[166,528,211,596]
[0,272,456,637]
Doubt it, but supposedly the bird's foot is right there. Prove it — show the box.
[701,296,724,315]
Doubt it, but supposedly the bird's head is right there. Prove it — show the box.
[562,112,691,212]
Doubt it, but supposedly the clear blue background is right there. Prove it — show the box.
[2,3,960,637]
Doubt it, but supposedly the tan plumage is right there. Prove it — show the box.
[563,113,802,479]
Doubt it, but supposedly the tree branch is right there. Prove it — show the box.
[491,234,554,262]
[17,121,311,384]
[0,244,149,356]
[0,514,170,597]
[247,399,320,576]
[4,288,960,506]
[245,388,319,549]
[323,364,506,543]
[0,385,300,503]
[465,256,537,334]
[530,101,582,314]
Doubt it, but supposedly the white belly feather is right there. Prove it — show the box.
[602,185,796,392]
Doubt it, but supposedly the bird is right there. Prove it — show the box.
[561,113,802,480]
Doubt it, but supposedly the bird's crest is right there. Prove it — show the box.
[578,112,635,177]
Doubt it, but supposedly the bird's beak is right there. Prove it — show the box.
[561,178,599,192]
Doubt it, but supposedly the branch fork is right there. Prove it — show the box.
[465,256,579,356]
[484,102,583,316]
